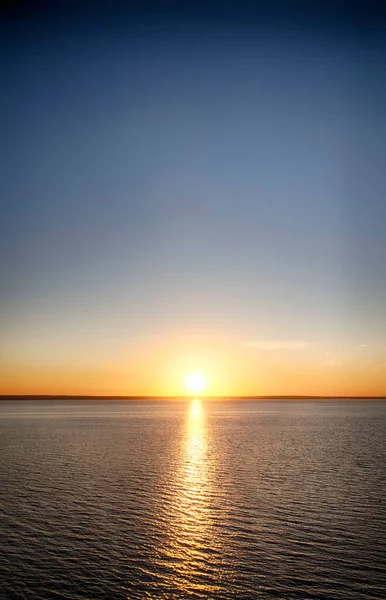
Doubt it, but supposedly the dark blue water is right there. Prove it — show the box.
[0,399,385,599]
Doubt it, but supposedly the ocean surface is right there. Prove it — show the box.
[0,399,385,600]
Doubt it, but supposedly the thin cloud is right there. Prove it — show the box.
[246,340,308,350]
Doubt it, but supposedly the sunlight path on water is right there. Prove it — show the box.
[154,399,226,598]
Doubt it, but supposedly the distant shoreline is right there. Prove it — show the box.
[1,395,385,401]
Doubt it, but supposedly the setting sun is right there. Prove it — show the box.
[184,372,207,395]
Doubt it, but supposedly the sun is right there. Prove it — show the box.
[184,372,207,395]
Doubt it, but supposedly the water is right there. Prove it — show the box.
[0,399,385,599]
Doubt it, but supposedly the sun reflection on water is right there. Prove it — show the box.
[183,399,207,512]
[190,398,202,421]
[157,398,222,596]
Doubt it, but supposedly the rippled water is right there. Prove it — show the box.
[0,399,385,599]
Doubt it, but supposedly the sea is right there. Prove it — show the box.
[0,399,385,600]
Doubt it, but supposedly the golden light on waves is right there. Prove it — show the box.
[158,398,222,596]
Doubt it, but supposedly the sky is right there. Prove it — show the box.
[1,1,386,396]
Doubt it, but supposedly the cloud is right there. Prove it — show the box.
[371,363,386,373]
[246,340,308,351]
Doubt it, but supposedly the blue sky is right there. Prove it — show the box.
[1,2,386,394]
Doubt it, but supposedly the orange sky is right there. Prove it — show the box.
[1,328,385,397]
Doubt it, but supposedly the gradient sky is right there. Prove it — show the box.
[1,1,386,396]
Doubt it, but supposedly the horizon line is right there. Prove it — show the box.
[1,395,386,401]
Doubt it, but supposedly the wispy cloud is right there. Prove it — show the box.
[246,340,308,351]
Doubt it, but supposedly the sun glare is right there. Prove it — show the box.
[184,372,207,395]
